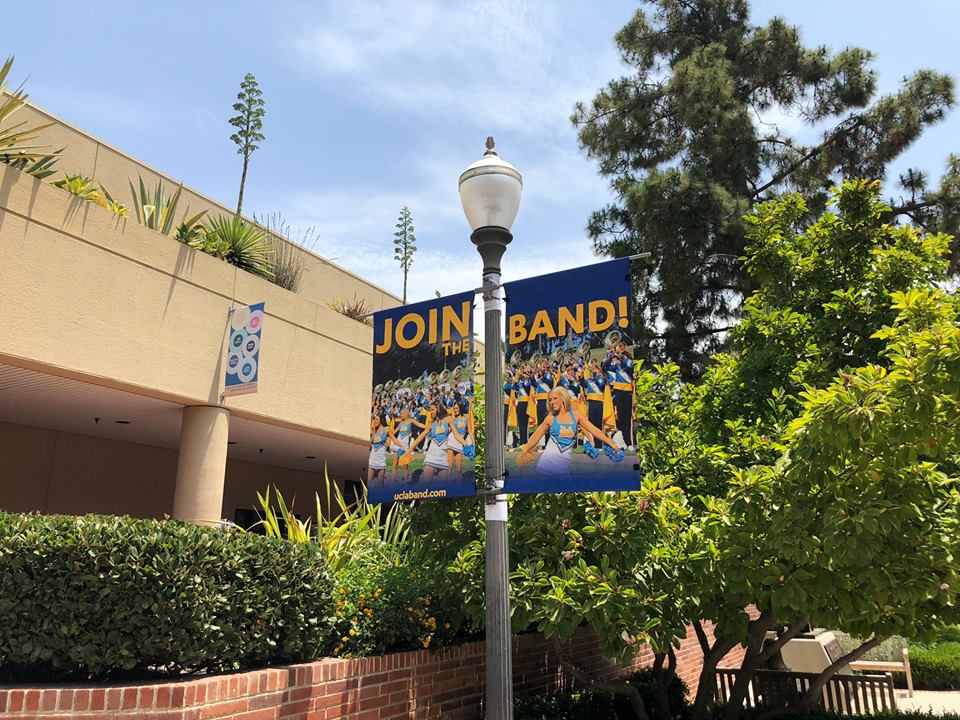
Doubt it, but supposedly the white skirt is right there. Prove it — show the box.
[447,432,464,453]
[392,436,411,452]
[536,440,573,475]
[424,440,449,469]
[368,445,387,471]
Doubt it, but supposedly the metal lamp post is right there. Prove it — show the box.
[459,137,522,720]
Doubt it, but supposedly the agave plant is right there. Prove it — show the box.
[174,219,207,248]
[0,56,53,162]
[128,176,205,236]
[203,215,274,279]
[253,468,411,574]
[99,185,127,217]
[54,174,106,207]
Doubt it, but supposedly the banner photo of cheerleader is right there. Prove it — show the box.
[502,257,640,494]
[367,291,477,504]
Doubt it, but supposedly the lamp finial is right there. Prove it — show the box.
[484,136,497,156]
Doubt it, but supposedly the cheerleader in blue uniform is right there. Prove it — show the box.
[517,387,620,475]
[409,402,468,480]
[390,407,425,481]
[446,398,475,477]
[368,415,400,485]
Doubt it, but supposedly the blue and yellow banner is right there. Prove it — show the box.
[367,292,477,503]
[502,258,640,494]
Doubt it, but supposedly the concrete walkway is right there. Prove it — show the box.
[896,690,960,715]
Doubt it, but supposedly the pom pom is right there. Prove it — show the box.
[604,445,625,463]
[463,445,476,460]
[584,440,600,459]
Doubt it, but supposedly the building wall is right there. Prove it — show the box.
[0,162,374,444]
[12,100,403,315]
[0,420,337,522]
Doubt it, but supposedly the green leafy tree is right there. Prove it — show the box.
[393,206,417,303]
[422,181,959,720]
[229,72,266,217]
[573,0,957,378]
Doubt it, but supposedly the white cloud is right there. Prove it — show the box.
[287,0,623,137]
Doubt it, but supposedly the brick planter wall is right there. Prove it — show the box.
[0,622,745,719]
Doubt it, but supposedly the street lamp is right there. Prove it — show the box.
[459,137,522,720]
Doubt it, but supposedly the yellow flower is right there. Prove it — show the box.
[344,653,352,659]
[364,609,373,617]
[341,636,349,643]
[349,629,356,637]
[422,637,431,648]
[444,623,451,630]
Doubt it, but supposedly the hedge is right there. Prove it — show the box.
[0,512,335,681]
[909,641,960,690]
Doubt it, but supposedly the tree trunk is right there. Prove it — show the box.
[654,648,677,720]
[236,154,249,217]
[403,269,408,304]
[690,620,735,720]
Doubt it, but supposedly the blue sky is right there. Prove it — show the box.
[8,1,960,302]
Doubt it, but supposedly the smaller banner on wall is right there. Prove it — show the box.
[368,292,477,504]
[224,302,265,397]
[502,258,640,494]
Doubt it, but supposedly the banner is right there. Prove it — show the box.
[224,302,265,397]
[367,292,477,503]
[502,258,640,493]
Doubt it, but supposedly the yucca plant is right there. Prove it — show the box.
[253,468,410,574]
[54,174,106,207]
[0,56,53,163]
[203,215,274,279]
[128,176,205,236]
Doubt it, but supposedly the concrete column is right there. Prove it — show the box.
[172,405,230,525]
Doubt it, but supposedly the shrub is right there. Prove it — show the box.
[515,688,621,720]
[0,512,335,681]
[329,561,473,657]
[908,641,960,690]
[328,294,373,326]
[513,669,689,720]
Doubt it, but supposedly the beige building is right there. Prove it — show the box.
[0,100,404,526]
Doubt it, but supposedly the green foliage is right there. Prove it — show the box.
[54,174,104,204]
[394,206,417,303]
[0,56,53,163]
[574,1,957,377]
[908,642,960,690]
[229,72,265,216]
[4,151,60,179]
[254,472,411,575]
[514,670,689,720]
[515,688,622,720]
[0,512,335,681]
[99,185,127,217]
[128,176,205,236]
[329,562,470,658]
[202,215,275,279]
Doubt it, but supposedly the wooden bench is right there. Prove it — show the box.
[850,648,914,697]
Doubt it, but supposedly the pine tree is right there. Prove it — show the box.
[394,206,417,303]
[574,0,957,378]
[229,73,266,217]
